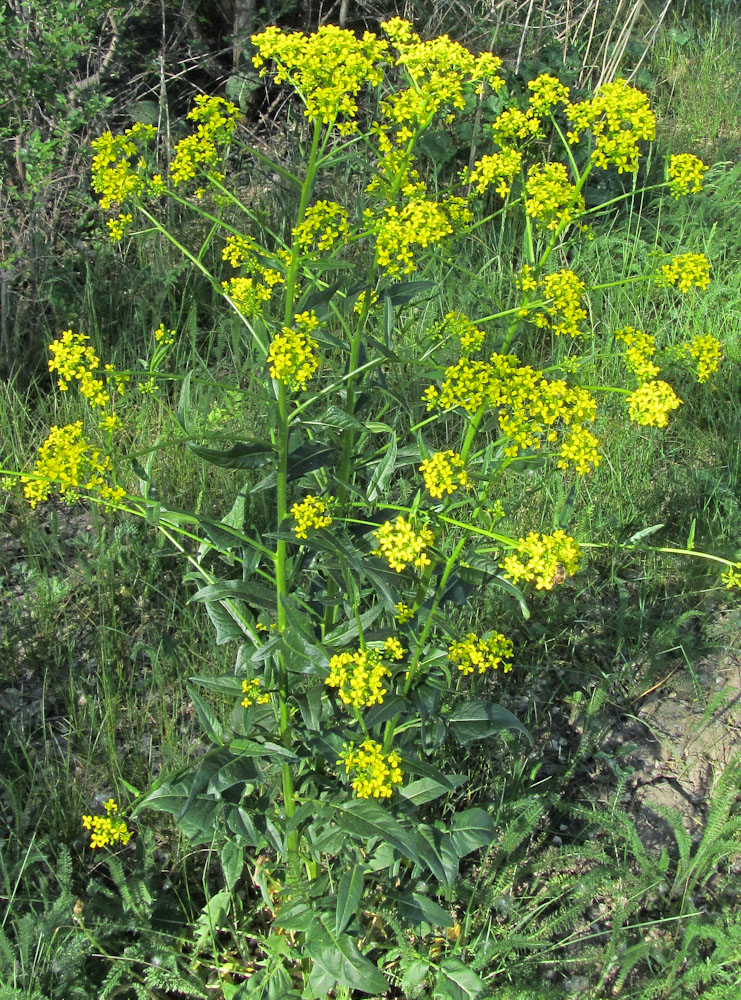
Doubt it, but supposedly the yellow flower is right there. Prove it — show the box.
[675,333,722,383]
[82,799,132,849]
[500,530,581,591]
[267,312,320,390]
[337,739,403,798]
[394,602,415,623]
[326,645,400,708]
[525,162,584,231]
[535,270,587,338]
[566,79,655,173]
[660,253,711,293]
[615,326,660,382]
[466,146,522,198]
[373,516,434,573]
[22,422,124,509]
[372,197,472,275]
[527,73,570,115]
[241,678,271,708]
[626,380,682,427]
[48,331,111,410]
[721,565,741,590]
[448,632,514,675]
[667,153,708,198]
[291,495,333,538]
[169,95,239,187]
[557,425,601,476]
[293,201,350,252]
[419,450,470,498]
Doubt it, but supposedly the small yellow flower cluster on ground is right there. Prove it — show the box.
[419,451,470,498]
[82,799,132,849]
[373,516,434,573]
[169,95,240,187]
[326,638,405,708]
[448,632,514,675]
[660,253,711,293]
[667,153,708,198]
[525,163,585,232]
[372,197,472,274]
[252,23,387,128]
[534,270,587,338]
[615,326,660,382]
[290,495,333,538]
[626,380,682,428]
[267,311,320,390]
[241,678,271,708]
[22,422,125,509]
[566,79,656,173]
[293,201,350,252]
[501,530,581,590]
[337,739,403,798]
[675,333,722,383]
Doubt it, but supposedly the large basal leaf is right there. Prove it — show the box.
[383,280,437,306]
[190,579,276,611]
[449,808,496,858]
[446,699,532,746]
[415,824,459,887]
[334,799,425,869]
[186,682,224,745]
[393,891,453,929]
[434,958,484,1000]
[286,442,340,481]
[305,918,388,995]
[400,776,461,808]
[220,841,243,892]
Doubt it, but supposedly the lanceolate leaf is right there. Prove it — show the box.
[187,440,274,469]
[449,808,496,858]
[446,699,532,746]
[305,917,387,995]
[186,683,224,745]
[366,433,397,502]
[335,865,365,935]
[435,958,484,1000]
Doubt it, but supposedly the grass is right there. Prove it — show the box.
[1,12,741,1000]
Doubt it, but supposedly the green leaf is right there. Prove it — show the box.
[187,440,274,469]
[187,683,224,745]
[335,866,365,935]
[627,522,665,543]
[366,434,397,503]
[449,808,495,858]
[273,899,315,932]
[205,599,253,645]
[415,824,459,887]
[447,699,532,746]
[434,958,484,1000]
[383,280,437,306]
[287,442,340,481]
[190,579,276,611]
[305,919,388,995]
[220,841,243,891]
[400,777,458,807]
[190,674,244,696]
[334,799,425,869]
[394,891,453,929]
[177,372,192,433]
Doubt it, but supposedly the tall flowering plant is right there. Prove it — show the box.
[6,18,737,996]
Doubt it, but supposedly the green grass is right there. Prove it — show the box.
[1,13,741,1000]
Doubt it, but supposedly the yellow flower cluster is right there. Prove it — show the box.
[170,95,239,187]
[91,122,156,210]
[337,739,403,798]
[490,107,542,147]
[394,602,415,623]
[252,24,387,128]
[660,253,711,293]
[48,331,110,410]
[558,425,602,476]
[527,73,571,115]
[267,311,320,390]
[106,212,133,241]
[667,153,708,198]
[419,451,470,498]
[290,495,333,538]
[423,353,599,470]
[22,422,125,509]
[448,631,514,675]
[676,333,722,383]
[373,516,434,573]
[534,270,587,338]
[154,323,176,347]
[326,639,404,708]
[721,565,741,590]
[82,799,132,849]
[437,311,486,355]
[566,79,656,173]
[293,201,350,252]
[615,326,660,382]
[241,678,271,708]
[382,18,503,132]
[525,163,584,231]
[465,146,522,199]
[501,530,581,590]
[626,380,682,428]
[373,197,472,274]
